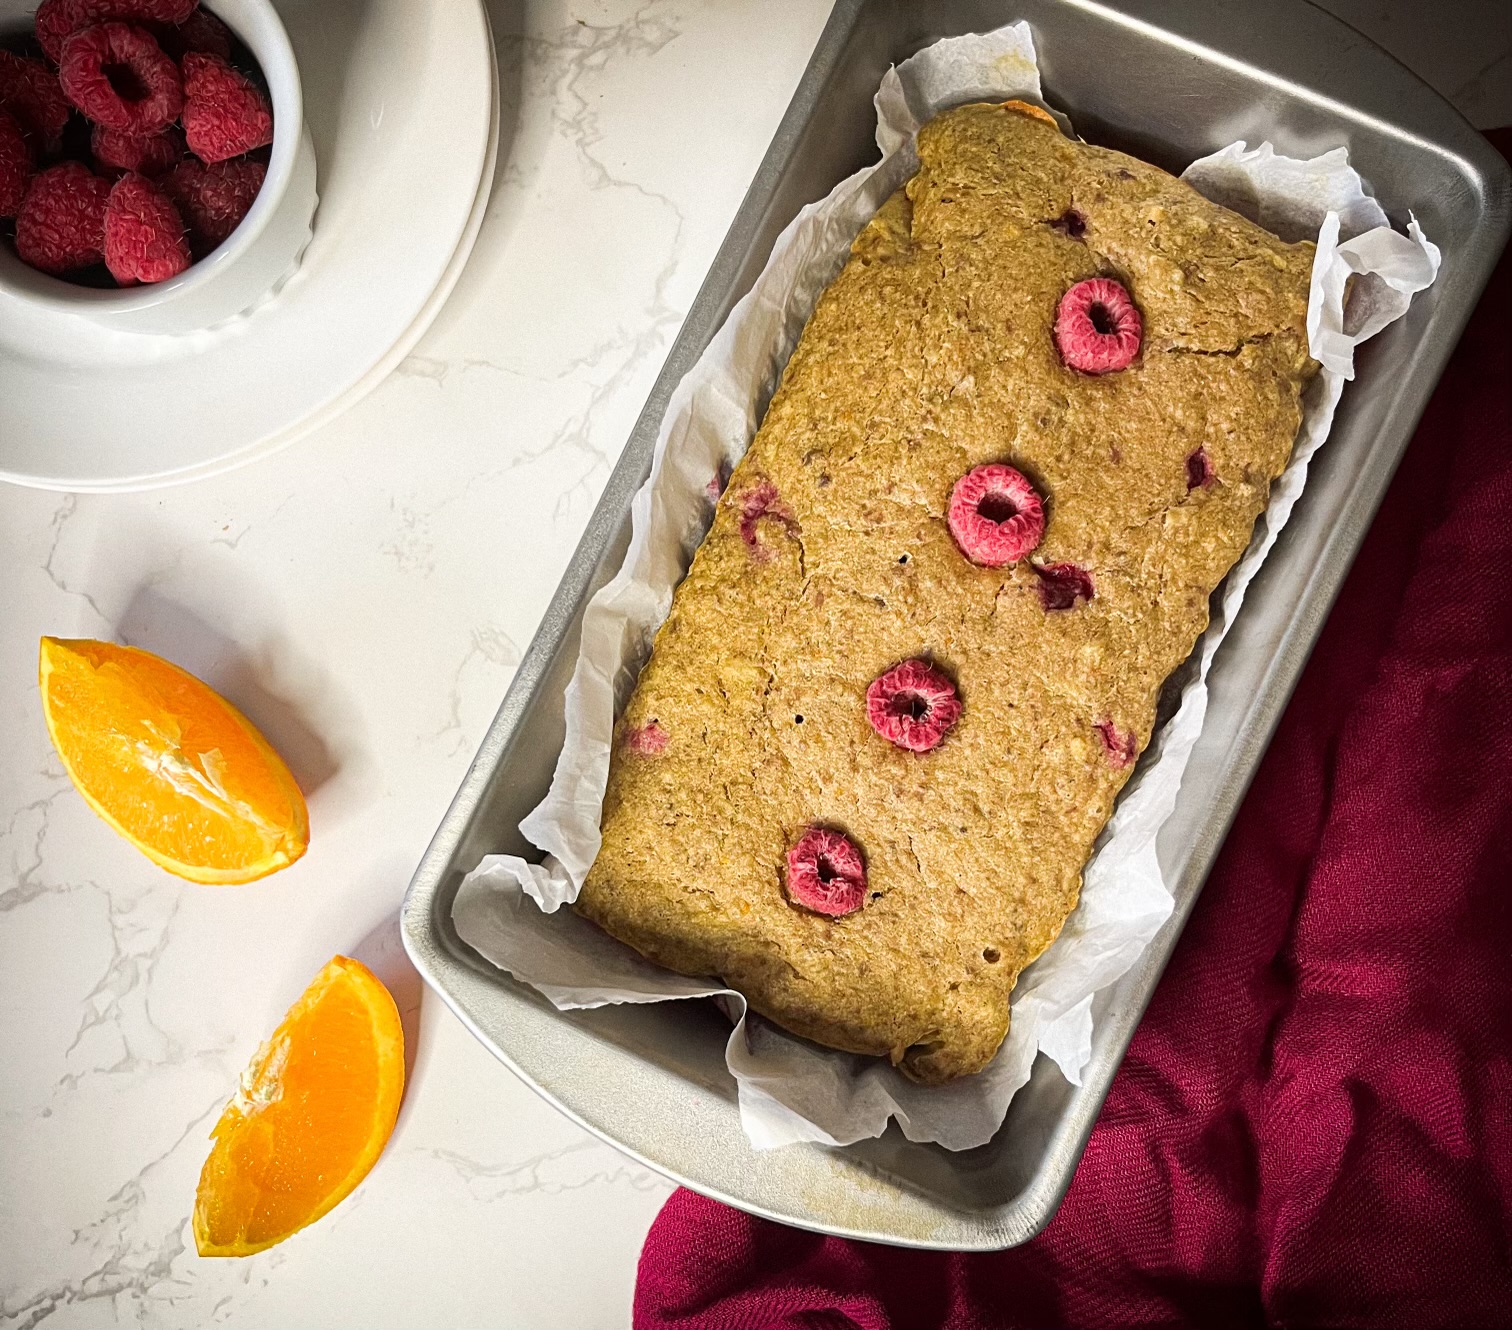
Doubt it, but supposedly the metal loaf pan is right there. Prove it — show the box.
[403,0,1511,1249]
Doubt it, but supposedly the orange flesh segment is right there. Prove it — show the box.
[38,637,308,884]
[194,957,405,1256]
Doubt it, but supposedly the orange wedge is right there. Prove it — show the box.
[194,956,405,1257]
[38,637,308,884]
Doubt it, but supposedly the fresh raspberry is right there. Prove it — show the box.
[14,159,110,273]
[103,169,189,284]
[1096,718,1138,769]
[150,9,232,61]
[946,463,1045,567]
[37,0,202,63]
[865,659,961,753]
[1033,562,1095,611]
[35,0,84,65]
[0,50,72,155]
[87,0,198,20]
[59,23,182,136]
[1186,447,1215,491]
[785,828,867,918]
[92,122,181,176]
[160,154,261,251]
[1055,276,1142,374]
[623,720,669,756]
[737,479,799,561]
[181,51,272,163]
[0,107,31,218]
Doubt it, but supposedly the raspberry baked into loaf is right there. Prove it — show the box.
[577,101,1319,1084]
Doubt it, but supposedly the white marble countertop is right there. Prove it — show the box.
[1,2,1506,1327]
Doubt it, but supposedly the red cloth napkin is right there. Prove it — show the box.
[634,131,1512,1330]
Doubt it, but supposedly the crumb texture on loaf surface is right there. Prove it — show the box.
[576,103,1318,1084]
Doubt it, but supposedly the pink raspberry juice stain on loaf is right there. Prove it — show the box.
[947,463,1045,567]
[623,720,669,756]
[737,479,799,560]
[1033,562,1095,611]
[705,459,731,503]
[785,827,867,917]
[1055,276,1142,374]
[1096,718,1138,768]
[1186,447,1215,491]
[866,659,961,753]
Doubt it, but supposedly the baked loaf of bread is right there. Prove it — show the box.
[576,101,1318,1083]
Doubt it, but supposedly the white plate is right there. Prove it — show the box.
[0,0,496,492]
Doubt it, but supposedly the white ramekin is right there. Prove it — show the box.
[0,0,316,333]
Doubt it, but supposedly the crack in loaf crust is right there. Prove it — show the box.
[576,102,1319,1084]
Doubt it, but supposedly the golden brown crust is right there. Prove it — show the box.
[576,102,1318,1083]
